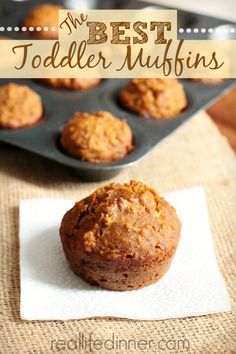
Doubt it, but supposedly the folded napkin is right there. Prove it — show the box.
[19,186,231,321]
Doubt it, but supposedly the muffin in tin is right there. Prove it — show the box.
[60,180,181,291]
[61,111,133,163]
[23,3,63,39]
[120,78,187,119]
[39,78,101,90]
[192,78,225,84]
[0,83,43,129]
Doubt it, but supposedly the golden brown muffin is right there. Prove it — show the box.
[192,78,225,84]
[60,180,181,291]
[0,83,43,129]
[39,78,101,90]
[23,3,63,39]
[60,111,133,163]
[120,78,187,119]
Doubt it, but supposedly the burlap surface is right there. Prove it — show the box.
[0,112,235,354]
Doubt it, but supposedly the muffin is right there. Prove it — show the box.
[39,78,101,90]
[192,78,225,84]
[120,78,187,119]
[23,3,63,39]
[60,180,181,291]
[0,83,43,129]
[60,111,133,163]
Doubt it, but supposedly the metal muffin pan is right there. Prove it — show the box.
[0,0,235,181]
[0,78,235,180]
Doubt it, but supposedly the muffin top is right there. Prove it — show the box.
[60,180,181,264]
[40,78,101,90]
[0,83,43,129]
[23,3,63,39]
[120,78,187,119]
[60,111,133,163]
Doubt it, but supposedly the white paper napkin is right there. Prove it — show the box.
[19,186,231,321]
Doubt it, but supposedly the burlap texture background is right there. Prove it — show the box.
[0,112,235,354]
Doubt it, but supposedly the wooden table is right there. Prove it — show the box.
[207,87,236,152]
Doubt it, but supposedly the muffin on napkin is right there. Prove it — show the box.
[60,180,181,290]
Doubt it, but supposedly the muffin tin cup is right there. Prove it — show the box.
[0,0,235,181]
[0,78,235,181]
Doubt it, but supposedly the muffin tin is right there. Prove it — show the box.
[0,0,235,181]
